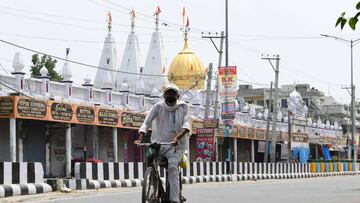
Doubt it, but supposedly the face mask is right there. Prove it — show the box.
[165,96,177,105]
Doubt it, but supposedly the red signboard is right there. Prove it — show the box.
[195,128,215,162]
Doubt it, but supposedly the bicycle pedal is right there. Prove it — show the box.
[181,196,187,202]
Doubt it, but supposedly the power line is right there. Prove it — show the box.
[0,8,186,38]
[89,0,218,35]
[0,31,201,44]
[0,38,208,78]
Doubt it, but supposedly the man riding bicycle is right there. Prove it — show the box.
[134,83,190,203]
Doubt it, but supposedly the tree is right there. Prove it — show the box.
[336,2,360,30]
[30,54,62,81]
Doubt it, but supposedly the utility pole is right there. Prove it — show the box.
[224,0,231,173]
[342,85,353,160]
[321,34,360,163]
[205,63,213,119]
[264,82,273,163]
[225,0,229,68]
[202,31,225,162]
[287,110,292,163]
[202,31,225,118]
[350,40,357,162]
[261,54,280,163]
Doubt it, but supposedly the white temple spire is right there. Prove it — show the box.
[142,6,167,93]
[94,12,118,89]
[115,9,142,92]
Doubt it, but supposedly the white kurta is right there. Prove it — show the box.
[139,100,190,150]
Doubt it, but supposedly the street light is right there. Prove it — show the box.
[321,34,360,163]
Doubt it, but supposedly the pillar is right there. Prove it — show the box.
[233,138,238,162]
[112,127,118,162]
[215,138,219,162]
[64,82,72,99]
[18,120,23,162]
[92,126,98,159]
[82,78,93,102]
[65,124,71,177]
[103,88,112,105]
[251,140,255,163]
[46,142,50,175]
[9,118,16,162]
[45,125,50,175]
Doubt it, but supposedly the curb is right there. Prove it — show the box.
[44,171,360,192]
[0,183,52,198]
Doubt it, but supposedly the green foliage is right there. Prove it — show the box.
[336,2,360,30]
[30,54,62,82]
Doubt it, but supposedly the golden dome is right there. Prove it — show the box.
[167,38,206,90]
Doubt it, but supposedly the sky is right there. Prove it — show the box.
[0,0,359,104]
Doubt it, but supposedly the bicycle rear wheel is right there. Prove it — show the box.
[142,167,159,203]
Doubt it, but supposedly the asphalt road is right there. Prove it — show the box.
[5,175,360,203]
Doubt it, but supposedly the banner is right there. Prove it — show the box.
[218,66,237,96]
[195,128,215,162]
[218,66,237,124]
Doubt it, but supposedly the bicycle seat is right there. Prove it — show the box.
[159,157,168,168]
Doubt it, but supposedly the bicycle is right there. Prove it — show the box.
[139,142,186,203]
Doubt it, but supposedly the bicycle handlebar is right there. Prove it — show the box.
[137,142,173,147]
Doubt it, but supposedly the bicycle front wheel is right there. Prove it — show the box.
[142,167,159,203]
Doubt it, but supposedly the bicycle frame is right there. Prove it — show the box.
[140,142,185,203]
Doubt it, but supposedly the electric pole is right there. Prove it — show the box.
[264,82,273,163]
[261,54,280,163]
[205,63,213,119]
[202,31,225,118]
[202,31,225,162]
[321,34,360,163]
[288,110,292,163]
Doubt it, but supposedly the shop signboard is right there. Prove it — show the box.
[319,136,331,144]
[0,97,13,117]
[247,127,255,139]
[239,126,247,138]
[191,119,204,134]
[338,138,347,146]
[203,119,219,128]
[51,102,73,121]
[255,128,266,140]
[217,124,237,137]
[195,128,215,162]
[121,112,145,128]
[291,133,309,143]
[17,98,46,118]
[325,136,332,144]
[76,106,95,123]
[98,109,118,126]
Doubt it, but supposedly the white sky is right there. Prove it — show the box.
[0,0,359,104]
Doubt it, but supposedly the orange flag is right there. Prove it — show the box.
[156,6,161,14]
[131,9,136,18]
[182,7,186,25]
[108,11,112,23]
